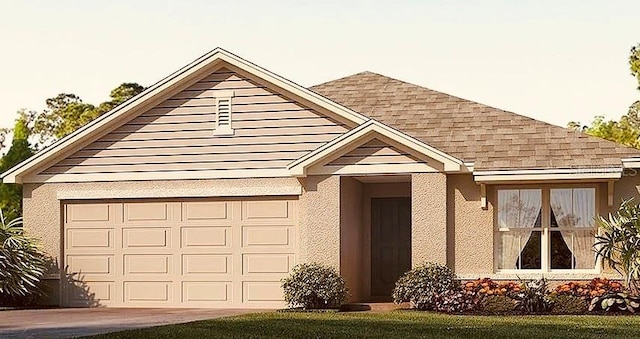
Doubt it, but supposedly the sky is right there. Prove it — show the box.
[0,0,639,131]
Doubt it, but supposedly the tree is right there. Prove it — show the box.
[32,83,144,146]
[594,199,640,293]
[630,44,640,91]
[570,115,640,149]
[0,112,34,221]
[569,43,640,148]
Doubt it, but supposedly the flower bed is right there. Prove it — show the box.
[392,263,635,315]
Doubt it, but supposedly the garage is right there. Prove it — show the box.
[63,197,298,307]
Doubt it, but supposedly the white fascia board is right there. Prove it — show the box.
[23,168,292,184]
[57,185,302,200]
[288,120,464,176]
[622,158,640,168]
[1,48,369,184]
[1,50,223,184]
[473,167,622,182]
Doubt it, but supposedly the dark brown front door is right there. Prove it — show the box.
[371,197,412,298]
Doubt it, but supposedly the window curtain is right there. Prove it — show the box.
[499,189,541,269]
[573,188,596,269]
[550,188,595,269]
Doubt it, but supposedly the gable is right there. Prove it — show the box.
[27,67,350,183]
[288,120,462,176]
[308,138,438,175]
[3,48,371,184]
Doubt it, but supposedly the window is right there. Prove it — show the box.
[213,90,235,136]
[496,187,596,272]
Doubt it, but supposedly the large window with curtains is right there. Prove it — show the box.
[496,187,597,272]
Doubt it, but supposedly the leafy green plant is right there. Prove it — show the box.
[392,262,457,310]
[0,210,47,304]
[479,295,516,314]
[594,198,640,293]
[511,278,552,314]
[281,263,349,309]
[550,295,588,315]
[589,292,640,313]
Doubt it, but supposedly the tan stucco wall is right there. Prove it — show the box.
[411,173,447,266]
[339,177,363,301]
[23,177,303,272]
[614,173,640,210]
[298,175,341,268]
[447,174,494,274]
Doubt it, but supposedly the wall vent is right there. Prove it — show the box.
[213,90,235,136]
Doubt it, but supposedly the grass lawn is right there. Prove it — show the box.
[87,310,640,339]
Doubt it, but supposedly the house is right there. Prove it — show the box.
[4,48,640,308]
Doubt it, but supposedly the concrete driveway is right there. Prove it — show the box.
[0,308,261,338]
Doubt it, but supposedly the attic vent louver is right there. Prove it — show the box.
[213,90,235,136]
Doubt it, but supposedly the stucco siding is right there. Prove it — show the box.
[35,67,349,180]
[411,173,447,266]
[613,173,640,210]
[447,174,494,274]
[298,175,341,269]
[340,177,363,301]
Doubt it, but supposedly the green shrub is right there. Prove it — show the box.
[550,295,588,315]
[479,295,516,314]
[281,263,349,309]
[0,212,48,305]
[392,262,457,310]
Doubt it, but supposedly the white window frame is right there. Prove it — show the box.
[213,90,235,136]
[494,184,601,275]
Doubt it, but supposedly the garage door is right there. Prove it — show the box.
[62,197,298,307]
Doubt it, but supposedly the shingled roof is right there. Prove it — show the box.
[310,71,640,171]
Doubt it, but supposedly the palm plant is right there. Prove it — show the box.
[594,199,640,294]
[0,209,47,299]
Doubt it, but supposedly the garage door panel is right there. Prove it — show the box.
[124,281,172,302]
[182,281,231,302]
[242,226,293,247]
[65,204,112,224]
[182,254,231,275]
[243,200,294,220]
[67,228,114,250]
[124,254,172,275]
[182,201,229,221]
[123,228,171,248]
[124,202,171,222]
[243,254,294,274]
[181,226,230,248]
[68,281,114,305]
[64,197,297,307]
[67,255,114,275]
[243,281,285,302]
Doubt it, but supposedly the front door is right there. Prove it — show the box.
[371,197,412,298]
